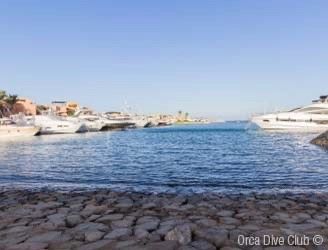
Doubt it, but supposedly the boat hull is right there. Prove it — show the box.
[252,116,328,133]
[101,121,135,131]
[132,119,151,128]
[84,121,106,132]
[38,123,83,135]
[0,126,40,138]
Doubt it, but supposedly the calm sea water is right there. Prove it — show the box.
[0,122,327,194]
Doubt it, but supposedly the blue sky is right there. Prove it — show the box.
[0,0,327,119]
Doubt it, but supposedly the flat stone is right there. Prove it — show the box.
[104,228,132,240]
[238,224,261,231]
[115,198,134,209]
[5,226,31,234]
[111,218,134,228]
[74,222,109,232]
[33,202,62,211]
[69,204,83,211]
[281,223,320,232]
[0,232,29,246]
[220,217,241,225]
[7,219,30,228]
[85,230,105,242]
[148,232,162,242]
[196,218,218,227]
[78,240,114,250]
[160,219,182,227]
[134,227,149,239]
[306,219,327,227]
[47,213,66,228]
[156,225,176,236]
[190,240,216,250]
[37,221,58,231]
[194,227,228,247]
[178,246,197,250]
[142,203,157,209]
[96,214,124,224]
[81,205,108,216]
[254,229,282,238]
[26,231,63,243]
[217,210,235,217]
[87,214,102,222]
[136,216,160,225]
[135,221,159,232]
[313,214,328,221]
[270,212,292,223]
[114,240,138,249]
[66,215,83,227]
[144,240,179,250]
[48,240,83,250]
[291,212,311,223]
[7,242,48,250]
[165,224,192,245]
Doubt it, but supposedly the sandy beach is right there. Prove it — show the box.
[0,189,327,250]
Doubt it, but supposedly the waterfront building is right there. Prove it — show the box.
[12,97,37,115]
[50,101,80,116]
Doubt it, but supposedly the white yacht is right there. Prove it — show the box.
[131,115,151,128]
[0,118,40,138]
[26,113,85,135]
[101,112,136,130]
[252,95,328,132]
[68,109,107,132]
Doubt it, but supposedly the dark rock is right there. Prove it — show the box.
[311,131,328,149]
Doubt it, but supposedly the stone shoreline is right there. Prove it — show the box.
[0,189,328,250]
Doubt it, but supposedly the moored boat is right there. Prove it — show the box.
[101,112,135,130]
[26,114,85,135]
[131,115,152,128]
[0,118,40,138]
[251,95,328,132]
[68,109,107,132]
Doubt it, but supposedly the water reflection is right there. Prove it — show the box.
[0,123,327,194]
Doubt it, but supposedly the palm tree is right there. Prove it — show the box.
[0,92,18,116]
[5,94,18,109]
[0,90,7,117]
[0,90,6,101]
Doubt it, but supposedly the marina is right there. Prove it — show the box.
[1,1,328,249]
[0,90,212,138]
[1,90,328,193]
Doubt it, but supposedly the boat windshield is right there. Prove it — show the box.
[288,107,302,112]
[288,106,328,114]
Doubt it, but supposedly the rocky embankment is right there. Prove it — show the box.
[311,131,328,149]
[0,189,328,250]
